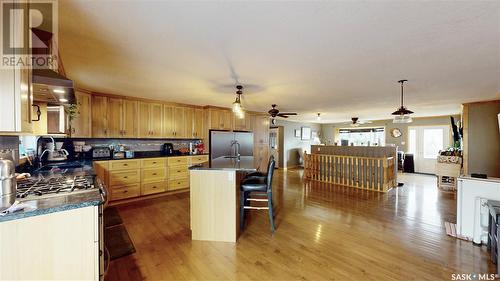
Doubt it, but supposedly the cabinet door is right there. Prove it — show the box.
[122,100,138,138]
[91,96,108,137]
[163,105,175,138]
[19,68,32,133]
[220,109,233,130]
[71,91,91,137]
[150,103,163,138]
[193,108,204,139]
[138,102,151,138]
[173,106,185,138]
[107,98,123,138]
[184,107,194,138]
[0,68,17,132]
[233,114,250,131]
[208,109,221,130]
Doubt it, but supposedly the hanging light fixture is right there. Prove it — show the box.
[392,79,414,123]
[316,113,321,121]
[232,85,244,118]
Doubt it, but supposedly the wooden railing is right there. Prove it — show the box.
[304,153,396,192]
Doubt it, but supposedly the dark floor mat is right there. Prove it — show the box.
[105,224,136,260]
[104,207,123,228]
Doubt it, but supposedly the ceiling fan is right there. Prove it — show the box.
[268,104,298,118]
[343,117,373,127]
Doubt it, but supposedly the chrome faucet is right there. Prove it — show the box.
[231,140,241,160]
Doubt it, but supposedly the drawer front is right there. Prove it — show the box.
[109,160,141,171]
[169,166,188,179]
[109,170,140,186]
[190,155,209,164]
[110,184,140,201]
[169,179,189,190]
[141,181,166,195]
[142,167,166,182]
[141,158,167,169]
[167,157,188,166]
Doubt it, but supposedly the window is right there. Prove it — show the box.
[338,127,385,146]
[423,128,443,159]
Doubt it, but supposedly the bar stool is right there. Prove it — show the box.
[244,155,275,182]
[240,158,276,232]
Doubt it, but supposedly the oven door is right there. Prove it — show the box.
[96,177,109,280]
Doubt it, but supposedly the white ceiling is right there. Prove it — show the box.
[59,0,500,123]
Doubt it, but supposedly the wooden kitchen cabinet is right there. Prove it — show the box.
[163,105,186,138]
[184,107,194,138]
[91,95,108,137]
[139,102,163,138]
[70,91,91,137]
[193,108,204,139]
[208,108,233,130]
[233,113,252,131]
[107,98,138,138]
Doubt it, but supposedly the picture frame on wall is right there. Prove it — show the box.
[301,127,311,140]
[294,129,301,138]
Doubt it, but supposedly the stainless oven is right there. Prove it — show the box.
[96,177,109,280]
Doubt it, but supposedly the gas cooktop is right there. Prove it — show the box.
[16,175,96,199]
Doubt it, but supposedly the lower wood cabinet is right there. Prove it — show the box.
[94,155,209,202]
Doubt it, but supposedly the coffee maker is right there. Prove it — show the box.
[161,143,174,156]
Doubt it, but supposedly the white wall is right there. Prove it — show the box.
[275,119,321,168]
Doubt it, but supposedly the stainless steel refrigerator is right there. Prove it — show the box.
[210,131,254,160]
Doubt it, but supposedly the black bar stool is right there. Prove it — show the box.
[240,158,276,232]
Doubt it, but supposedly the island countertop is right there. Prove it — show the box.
[189,156,257,172]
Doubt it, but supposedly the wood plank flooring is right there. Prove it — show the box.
[105,170,494,281]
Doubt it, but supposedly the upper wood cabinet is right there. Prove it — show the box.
[208,108,232,130]
[91,96,108,137]
[252,114,270,145]
[163,105,187,138]
[233,113,252,131]
[138,102,163,138]
[184,107,194,138]
[70,91,91,137]
[193,108,204,139]
[107,98,138,138]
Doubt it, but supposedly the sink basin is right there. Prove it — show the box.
[37,163,84,171]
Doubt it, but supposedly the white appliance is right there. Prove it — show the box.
[457,176,500,244]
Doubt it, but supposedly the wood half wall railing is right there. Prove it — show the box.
[304,153,396,192]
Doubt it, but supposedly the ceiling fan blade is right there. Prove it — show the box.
[278,113,297,116]
[277,115,289,118]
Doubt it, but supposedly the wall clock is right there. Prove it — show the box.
[391,128,402,138]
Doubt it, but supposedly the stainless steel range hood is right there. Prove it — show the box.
[32,69,76,105]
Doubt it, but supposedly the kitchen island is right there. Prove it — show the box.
[189,156,257,242]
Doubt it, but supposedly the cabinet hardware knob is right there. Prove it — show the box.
[124,190,128,193]
[124,164,128,166]
[124,176,128,178]
[152,173,157,175]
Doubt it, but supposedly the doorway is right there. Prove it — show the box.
[408,125,451,174]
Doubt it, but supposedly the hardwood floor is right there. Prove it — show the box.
[106,169,494,281]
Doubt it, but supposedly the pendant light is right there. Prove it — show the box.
[232,85,244,119]
[392,79,414,123]
[316,113,321,121]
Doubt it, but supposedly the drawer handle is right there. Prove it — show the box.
[152,162,157,164]
[123,164,128,166]
[152,173,157,175]
[152,186,157,189]
[177,170,181,173]
[123,176,128,179]
[123,190,128,193]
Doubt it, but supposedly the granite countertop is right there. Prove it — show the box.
[93,151,209,161]
[189,156,257,172]
[0,162,103,223]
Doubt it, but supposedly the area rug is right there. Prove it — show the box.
[105,224,136,260]
[104,206,123,228]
